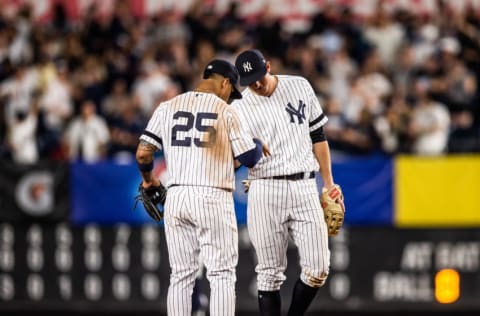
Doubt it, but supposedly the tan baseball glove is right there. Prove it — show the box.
[320,184,345,236]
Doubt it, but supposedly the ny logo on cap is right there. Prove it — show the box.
[243,62,253,72]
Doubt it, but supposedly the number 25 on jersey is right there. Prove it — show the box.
[171,111,218,148]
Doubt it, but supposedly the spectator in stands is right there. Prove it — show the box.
[324,95,380,154]
[1,63,38,126]
[343,51,392,125]
[326,45,358,106]
[77,55,107,112]
[408,78,450,155]
[9,5,33,65]
[63,99,110,163]
[411,21,439,66]
[363,6,405,69]
[161,40,192,92]
[188,39,217,93]
[38,60,73,158]
[373,92,412,154]
[0,0,479,160]
[108,101,144,162]
[322,96,349,152]
[185,0,221,54]
[6,95,39,164]
[101,78,130,124]
[255,6,287,59]
[437,37,476,120]
[152,7,190,46]
[132,59,172,116]
[392,44,416,96]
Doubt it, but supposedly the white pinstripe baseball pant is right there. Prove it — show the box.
[164,186,238,316]
[247,178,330,291]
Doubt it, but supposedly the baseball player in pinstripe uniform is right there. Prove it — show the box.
[135,59,266,316]
[232,49,341,316]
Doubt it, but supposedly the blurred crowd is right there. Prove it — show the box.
[1,0,479,165]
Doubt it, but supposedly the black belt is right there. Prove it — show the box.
[265,171,315,181]
[168,184,233,192]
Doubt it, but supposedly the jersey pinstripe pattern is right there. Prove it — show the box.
[232,75,328,179]
[232,75,330,292]
[140,91,255,191]
[140,91,256,316]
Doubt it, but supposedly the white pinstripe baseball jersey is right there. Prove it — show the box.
[232,74,331,293]
[140,91,256,191]
[232,75,328,179]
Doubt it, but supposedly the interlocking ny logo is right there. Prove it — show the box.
[243,62,253,72]
[286,100,306,124]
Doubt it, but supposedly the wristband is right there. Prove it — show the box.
[137,161,154,172]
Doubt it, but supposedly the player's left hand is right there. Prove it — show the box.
[134,181,167,222]
[320,184,345,236]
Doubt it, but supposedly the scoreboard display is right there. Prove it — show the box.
[0,223,168,311]
[1,223,480,314]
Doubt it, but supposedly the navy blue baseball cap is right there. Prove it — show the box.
[235,49,268,86]
[203,59,243,100]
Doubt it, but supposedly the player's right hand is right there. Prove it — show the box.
[142,177,161,189]
[241,179,251,193]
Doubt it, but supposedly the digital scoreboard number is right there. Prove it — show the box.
[0,223,167,308]
[321,228,480,312]
[1,224,479,313]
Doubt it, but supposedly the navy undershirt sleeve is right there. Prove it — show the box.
[310,126,327,143]
[236,138,263,168]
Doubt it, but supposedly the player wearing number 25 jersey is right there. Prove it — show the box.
[136,59,265,316]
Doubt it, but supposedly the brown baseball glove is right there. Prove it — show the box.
[320,184,345,236]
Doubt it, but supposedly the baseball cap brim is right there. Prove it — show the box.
[230,86,243,100]
[203,59,243,100]
[239,67,267,86]
[203,73,242,100]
